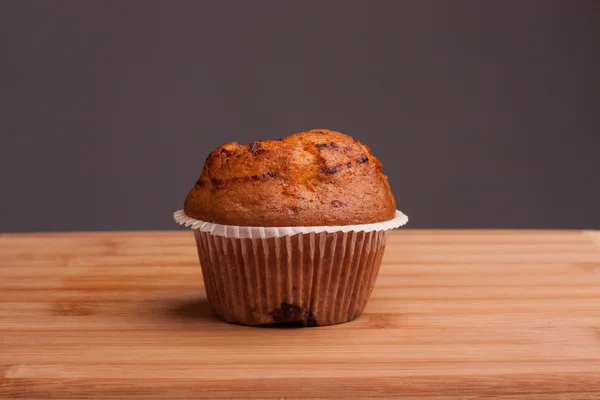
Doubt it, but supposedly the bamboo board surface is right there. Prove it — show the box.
[1,230,600,399]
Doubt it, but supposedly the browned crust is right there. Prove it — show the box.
[184,129,396,226]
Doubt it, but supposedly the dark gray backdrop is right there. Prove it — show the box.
[1,1,599,232]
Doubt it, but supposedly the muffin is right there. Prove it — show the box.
[174,128,407,326]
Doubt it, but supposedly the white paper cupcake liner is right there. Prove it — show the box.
[175,208,408,326]
[193,229,388,326]
[173,209,408,239]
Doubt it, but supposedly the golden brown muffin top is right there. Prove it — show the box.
[183,129,396,226]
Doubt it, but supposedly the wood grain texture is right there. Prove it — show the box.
[1,230,600,399]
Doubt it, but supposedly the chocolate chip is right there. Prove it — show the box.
[271,302,317,326]
[218,148,232,157]
[347,162,352,168]
[249,141,266,155]
[330,200,343,208]
[249,141,260,152]
[264,171,277,178]
[317,142,339,150]
[195,179,204,187]
[320,165,342,175]
[357,154,369,164]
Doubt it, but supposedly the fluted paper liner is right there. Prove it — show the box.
[174,209,408,239]
[175,210,408,326]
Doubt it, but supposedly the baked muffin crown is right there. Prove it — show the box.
[184,129,396,226]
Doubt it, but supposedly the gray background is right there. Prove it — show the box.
[1,1,599,232]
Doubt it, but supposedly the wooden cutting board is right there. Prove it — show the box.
[1,230,600,399]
